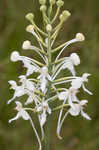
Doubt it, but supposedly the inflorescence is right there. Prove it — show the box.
[8,0,92,150]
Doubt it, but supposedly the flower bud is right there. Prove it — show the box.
[39,0,46,5]
[25,13,34,22]
[60,10,71,22]
[10,51,20,62]
[26,25,34,33]
[62,10,71,21]
[22,40,31,50]
[76,33,85,41]
[40,5,47,12]
[56,0,64,7]
[50,0,56,5]
[46,24,52,32]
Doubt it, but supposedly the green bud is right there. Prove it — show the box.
[60,10,71,22]
[46,24,52,32]
[25,13,34,22]
[39,0,46,5]
[50,0,56,5]
[56,0,64,7]
[40,5,47,12]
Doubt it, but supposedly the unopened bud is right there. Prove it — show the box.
[46,24,52,32]
[39,0,46,5]
[50,0,56,5]
[60,10,71,22]
[56,0,64,7]
[26,25,34,33]
[25,13,34,22]
[22,40,31,50]
[40,5,47,12]
[76,33,85,41]
[62,10,71,21]
[10,51,20,62]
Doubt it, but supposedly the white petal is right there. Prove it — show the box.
[68,95,75,110]
[80,100,88,106]
[9,113,20,123]
[41,78,47,93]
[69,104,80,116]
[40,112,46,127]
[82,73,91,82]
[25,96,33,105]
[58,92,68,100]
[82,84,93,95]
[71,78,82,89]
[81,110,91,120]
[20,110,30,120]
[7,97,15,104]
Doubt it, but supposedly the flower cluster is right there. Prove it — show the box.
[8,0,92,150]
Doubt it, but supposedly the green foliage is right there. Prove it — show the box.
[0,0,99,149]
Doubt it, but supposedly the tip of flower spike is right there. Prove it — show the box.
[10,51,20,62]
[26,25,34,33]
[22,40,31,50]
[25,13,34,22]
[76,33,85,41]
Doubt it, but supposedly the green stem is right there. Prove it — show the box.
[44,30,52,150]
[44,115,51,150]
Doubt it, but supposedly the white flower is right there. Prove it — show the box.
[8,80,26,104]
[9,101,30,123]
[57,99,91,139]
[37,101,51,127]
[11,51,39,76]
[58,87,78,109]
[62,53,80,76]
[19,75,36,91]
[69,100,91,120]
[22,40,31,50]
[21,59,39,76]
[37,66,52,93]
[71,73,92,95]
[52,53,80,80]
[18,75,40,105]
[9,101,42,150]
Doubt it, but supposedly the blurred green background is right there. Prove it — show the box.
[0,0,99,150]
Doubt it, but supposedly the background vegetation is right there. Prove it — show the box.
[0,0,99,149]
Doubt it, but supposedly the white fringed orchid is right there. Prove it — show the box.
[8,0,92,150]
